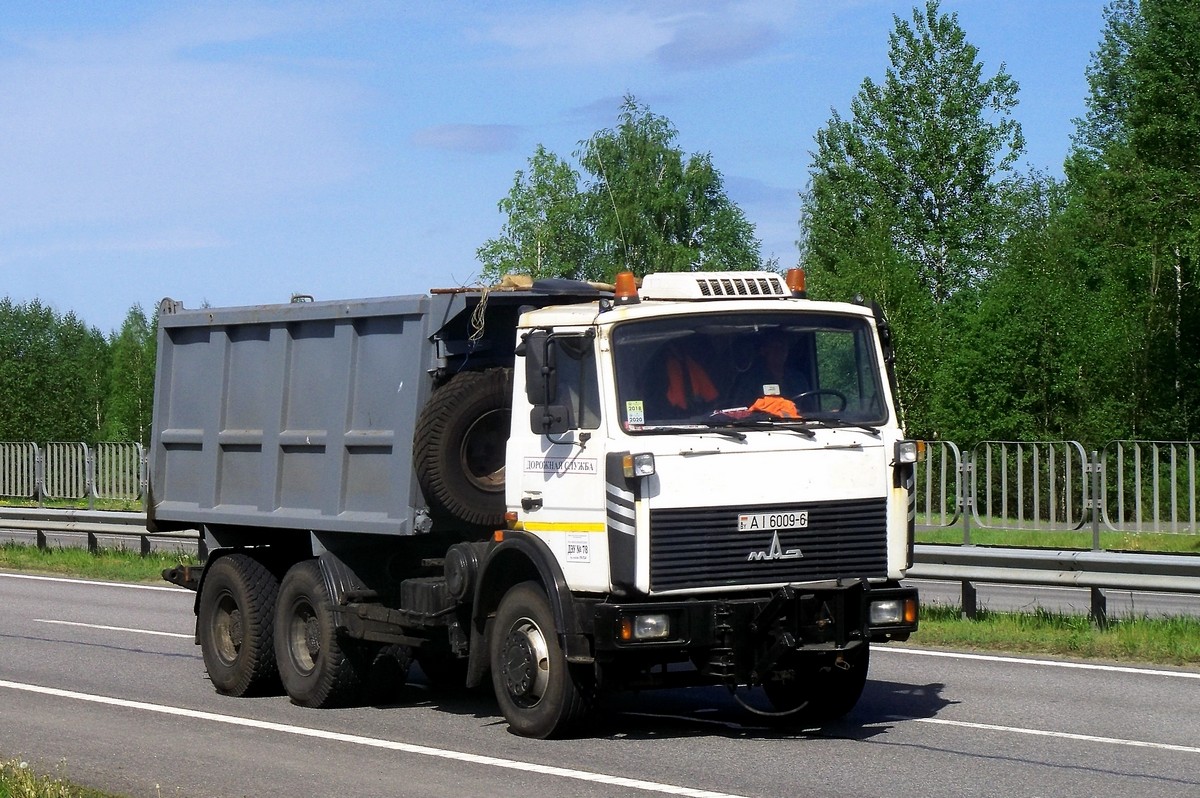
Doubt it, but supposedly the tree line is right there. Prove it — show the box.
[2,1,1193,451]
[0,300,155,446]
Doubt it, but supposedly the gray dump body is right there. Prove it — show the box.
[148,287,570,537]
[149,294,435,537]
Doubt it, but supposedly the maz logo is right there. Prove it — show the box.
[747,531,803,562]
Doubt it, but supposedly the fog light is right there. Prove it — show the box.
[633,613,670,640]
[618,613,671,641]
[623,452,656,478]
[870,599,904,626]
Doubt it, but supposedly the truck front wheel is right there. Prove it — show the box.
[197,553,280,697]
[763,643,870,725]
[490,581,593,738]
[274,560,363,708]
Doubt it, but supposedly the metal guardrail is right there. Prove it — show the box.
[0,507,198,556]
[0,509,1195,624]
[910,544,1200,623]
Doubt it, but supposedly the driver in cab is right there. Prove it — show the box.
[728,334,807,419]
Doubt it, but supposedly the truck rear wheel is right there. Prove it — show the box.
[197,553,280,696]
[415,368,512,530]
[763,643,870,725]
[274,560,363,708]
[490,581,594,738]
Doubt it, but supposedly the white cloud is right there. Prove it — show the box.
[470,7,674,68]
[469,1,800,71]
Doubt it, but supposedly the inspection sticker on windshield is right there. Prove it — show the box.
[626,400,645,426]
[738,511,808,531]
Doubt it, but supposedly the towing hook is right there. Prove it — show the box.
[834,654,851,671]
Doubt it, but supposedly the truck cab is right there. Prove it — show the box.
[482,271,918,735]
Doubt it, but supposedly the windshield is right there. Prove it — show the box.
[611,310,888,432]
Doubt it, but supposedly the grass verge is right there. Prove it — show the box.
[911,603,1200,667]
[0,759,120,798]
[0,542,196,584]
[916,526,1200,553]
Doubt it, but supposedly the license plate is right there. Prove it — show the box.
[737,511,808,531]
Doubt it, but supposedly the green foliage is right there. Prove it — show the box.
[479,95,762,283]
[1061,0,1200,442]
[475,145,591,281]
[0,299,157,445]
[800,0,1200,447]
[800,0,1024,437]
[101,305,156,445]
[0,299,109,443]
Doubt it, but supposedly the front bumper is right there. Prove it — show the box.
[590,580,918,683]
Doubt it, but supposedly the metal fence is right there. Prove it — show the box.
[916,440,1200,539]
[0,442,145,507]
[0,442,37,499]
[2,438,1198,533]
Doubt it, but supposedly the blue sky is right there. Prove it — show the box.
[0,1,1105,335]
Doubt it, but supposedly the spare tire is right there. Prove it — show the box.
[415,368,512,530]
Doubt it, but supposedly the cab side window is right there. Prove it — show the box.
[553,335,601,430]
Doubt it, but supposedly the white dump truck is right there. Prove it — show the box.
[152,269,919,738]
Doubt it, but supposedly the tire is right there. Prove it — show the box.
[763,643,870,725]
[197,553,280,697]
[490,581,594,738]
[274,559,363,708]
[365,643,412,704]
[414,642,469,691]
[415,368,512,530]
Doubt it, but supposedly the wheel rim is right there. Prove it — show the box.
[286,599,320,675]
[211,592,243,666]
[500,616,550,707]
[460,408,509,492]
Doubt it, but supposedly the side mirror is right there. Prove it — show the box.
[524,330,556,405]
[523,330,572,435]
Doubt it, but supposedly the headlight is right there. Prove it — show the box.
[617,613,672,641]
[870,599,905,625]
[623,452,656,478]
[894,440,925,464]
[870,598,919,626]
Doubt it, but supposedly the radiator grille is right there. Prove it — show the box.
[649,498,887,591]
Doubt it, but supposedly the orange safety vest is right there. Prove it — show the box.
[748,395,800,419]
[665,353,718,410]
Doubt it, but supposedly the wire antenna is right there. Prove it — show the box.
[590,134,630,273]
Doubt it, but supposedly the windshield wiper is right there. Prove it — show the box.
[639,424,747,441]
[720,416,816,438]
[802,418,881,436]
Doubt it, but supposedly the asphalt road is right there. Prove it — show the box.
[1,570,1198,798]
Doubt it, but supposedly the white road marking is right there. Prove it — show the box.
[906,716,1200,755]
[0,572,187,592]
[34,619,191,639]
[0,679,751,798]
[878,646,1200,679]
